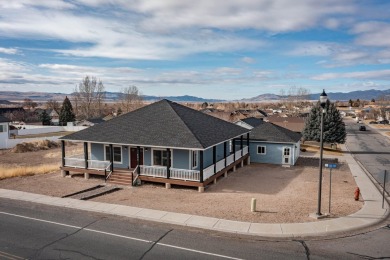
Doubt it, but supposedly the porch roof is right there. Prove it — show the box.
[249,121,302,143]
[61,99,249,149]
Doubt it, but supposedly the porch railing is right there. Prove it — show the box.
[226,154,234,166]
[88,160,111,171]
[139,165,167,178]
[170,168,200,181]
[235,150,242,160]
[216,158,225,173]
[64,147,249,183]
[243,146,249,155]
[64,157,85,168]
[203,165,215,180]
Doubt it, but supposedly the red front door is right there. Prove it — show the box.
[130,148,143,168]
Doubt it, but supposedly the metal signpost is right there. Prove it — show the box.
[382,170,387,209]
[325,163,337,214]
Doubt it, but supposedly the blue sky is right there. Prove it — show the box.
[0,0,390,100]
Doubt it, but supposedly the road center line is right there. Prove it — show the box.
[0,211,244,260]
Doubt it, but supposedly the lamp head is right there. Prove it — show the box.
[319,89,328,108]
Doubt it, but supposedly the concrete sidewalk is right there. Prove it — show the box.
[0,148,388,238]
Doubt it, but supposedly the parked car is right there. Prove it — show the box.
[379,120,389,124]
[369,121,378,124]
[359,125,366,131]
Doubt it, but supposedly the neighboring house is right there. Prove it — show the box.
[266,116,306,133]
[235,117,302,166]
[34,108,59,125]
[48,109,59,125]
[60,100,250,192]
[0,115,10,149]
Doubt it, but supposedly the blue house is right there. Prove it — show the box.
[236,117,302,166]
[60,100,250,192]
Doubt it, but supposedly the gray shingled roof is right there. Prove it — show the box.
[242,117,264,128]
[0,115,10,123]
[249,121,302,143]
[61,99,249,149]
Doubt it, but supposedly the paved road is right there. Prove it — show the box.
[1,198,389,259]
[344,118,390,192]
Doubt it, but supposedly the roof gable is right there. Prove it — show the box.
[62,100,248,149]
[242,117,264,128]
[250,121,302,143]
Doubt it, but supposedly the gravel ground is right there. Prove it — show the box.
[0,145,362,223]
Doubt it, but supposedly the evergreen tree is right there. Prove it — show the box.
[59,96,76,125]
[39,110,52,125]
[302,100,346,144]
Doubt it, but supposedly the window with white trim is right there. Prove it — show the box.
[153,149,169,166]
[104,145,122,163]
[257,146,266,155]
[192,150,198,169]
[0,125,4,133]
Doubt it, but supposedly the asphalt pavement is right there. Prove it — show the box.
[1,198,390,260]
[344,118,390,193]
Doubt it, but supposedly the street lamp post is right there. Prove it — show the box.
[316,89,328,217]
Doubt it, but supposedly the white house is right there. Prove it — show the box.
[0,115,10,149]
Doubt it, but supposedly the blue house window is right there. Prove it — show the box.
[104,145,122,163]
[153,149,169,166]
[0,125,4,132]
[257,146,266,155]
[192,151,198,169]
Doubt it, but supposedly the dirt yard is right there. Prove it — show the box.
[0,145,363,223]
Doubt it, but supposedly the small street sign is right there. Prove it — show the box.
[325,163,337,168]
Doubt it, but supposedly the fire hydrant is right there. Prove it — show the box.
[354,187,360,201]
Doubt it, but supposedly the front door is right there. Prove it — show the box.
[283,147,291,165]
[130,147,144,169]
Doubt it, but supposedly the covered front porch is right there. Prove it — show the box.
[60,134,250,192]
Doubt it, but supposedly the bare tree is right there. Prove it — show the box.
[23,98,37,110]
[46,99,60,113]
[119,86,143,113]
[377,94,390,120]
[72,76,106,119]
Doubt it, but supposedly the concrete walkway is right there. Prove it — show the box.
[0,148,388,238]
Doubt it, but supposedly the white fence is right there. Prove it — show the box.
[14,125,87,136]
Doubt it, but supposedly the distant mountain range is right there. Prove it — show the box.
[0,91,224,103]
[241,89,390,102]
[0,89,388,103]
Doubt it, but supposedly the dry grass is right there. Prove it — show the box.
[0,163,60,180]
[15,131,73,139]
[301,144,344,156]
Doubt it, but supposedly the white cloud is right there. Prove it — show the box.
[352,22,390,47]
[0,47,19,55]
[312,70,390,80]
[127,0,355,32]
